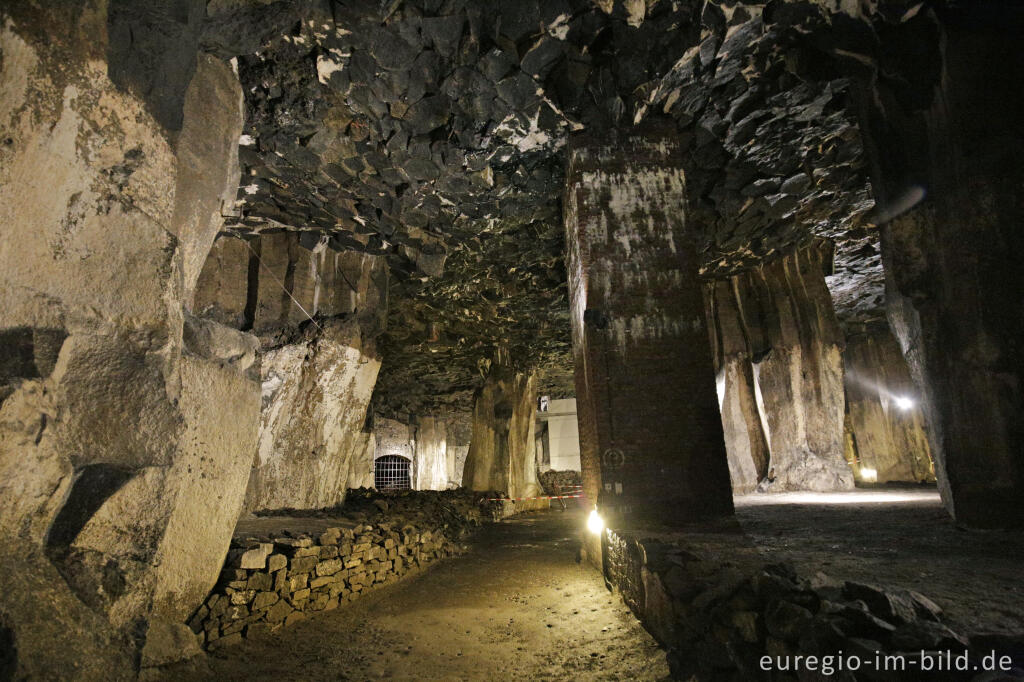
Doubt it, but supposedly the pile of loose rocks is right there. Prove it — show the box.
[191,488,502,649]
[606,532,1023,680]
[263,487,508,527]
[538,470,583,495]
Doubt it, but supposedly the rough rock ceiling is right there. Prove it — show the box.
[203,0,888,414]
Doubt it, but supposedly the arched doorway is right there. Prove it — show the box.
[375,455,411,491]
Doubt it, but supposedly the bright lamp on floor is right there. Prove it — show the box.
[587,508,604,534]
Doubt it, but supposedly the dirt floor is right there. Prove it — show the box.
[162,509,668,681]
[735,489,1024,636]
[160,490,1023,680]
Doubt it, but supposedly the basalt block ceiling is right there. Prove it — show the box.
[190,0,886,414]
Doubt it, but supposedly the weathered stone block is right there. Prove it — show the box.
[265,601,294,624]
[229,590,255,606]
[266,554,287,573]
[251,591,278,611]
[247,572,273,592]
[290,556,318,574]
[284,574,308,593]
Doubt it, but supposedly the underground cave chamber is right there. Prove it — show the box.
[1,0,1022,679]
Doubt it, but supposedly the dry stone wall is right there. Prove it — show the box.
[603,529,1009,681]
[196,523,460,649]
[192,490,496,649]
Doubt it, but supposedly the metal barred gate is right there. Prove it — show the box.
[374,455,412,491]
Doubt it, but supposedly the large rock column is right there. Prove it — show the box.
[0,5,255,675]
[462,364,542,503]
[193,233,386,511]
[245,318,380,511]
[855,7,1024,526]
[414,416,448,491]
[733,245,854,491]
[565,132,734,528]
[705,280,770,493]
[844,327,934,483]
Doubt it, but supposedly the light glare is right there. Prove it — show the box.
[860,467,878,482]
[894,396,914,411]
[587,509,604,534]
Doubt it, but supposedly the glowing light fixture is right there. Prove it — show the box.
[586,508,604,535]
[860,467,878,482]
[894,396,914,411]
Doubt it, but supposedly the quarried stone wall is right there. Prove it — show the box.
[193,232,387,512]
[246,319,380,512]
[844,328,934,484]
[705,242,854,492]
[0,6,255,676]
[192,490,495,649]
[462,364,544,507]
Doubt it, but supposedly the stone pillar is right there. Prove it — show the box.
[565,131,734,529]
[414,416,448,490]
[854,6,1024,526]
[444,410,472,487]
[461,364,542,504]
[705,279,770,493]
[704,243,854,493]
[843,327,934,484]
[740,246,854,492]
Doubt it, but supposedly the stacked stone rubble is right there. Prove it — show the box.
[605,530,1010,681]
[195,521,461,649]
[538,470,583,496]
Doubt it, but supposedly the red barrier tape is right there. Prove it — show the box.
[487,494,585,501]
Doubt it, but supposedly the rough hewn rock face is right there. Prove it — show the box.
[0,5,255,673]
[462,364,542,502]
[851,4,1024,527]
[843,328,934,484]
[414,416,448,491]
[445,411,472,487]
[193,232,388,336]
[706,242,854,492]
[191,230,388,512]
[200,0,889,418]
[375,417,415,462]
[346,432,377,491]
[246,319,380,511]
[706,280,770,494]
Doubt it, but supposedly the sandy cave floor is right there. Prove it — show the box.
[161,490,1024,681]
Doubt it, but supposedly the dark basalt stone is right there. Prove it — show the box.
[205,0,889,413]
